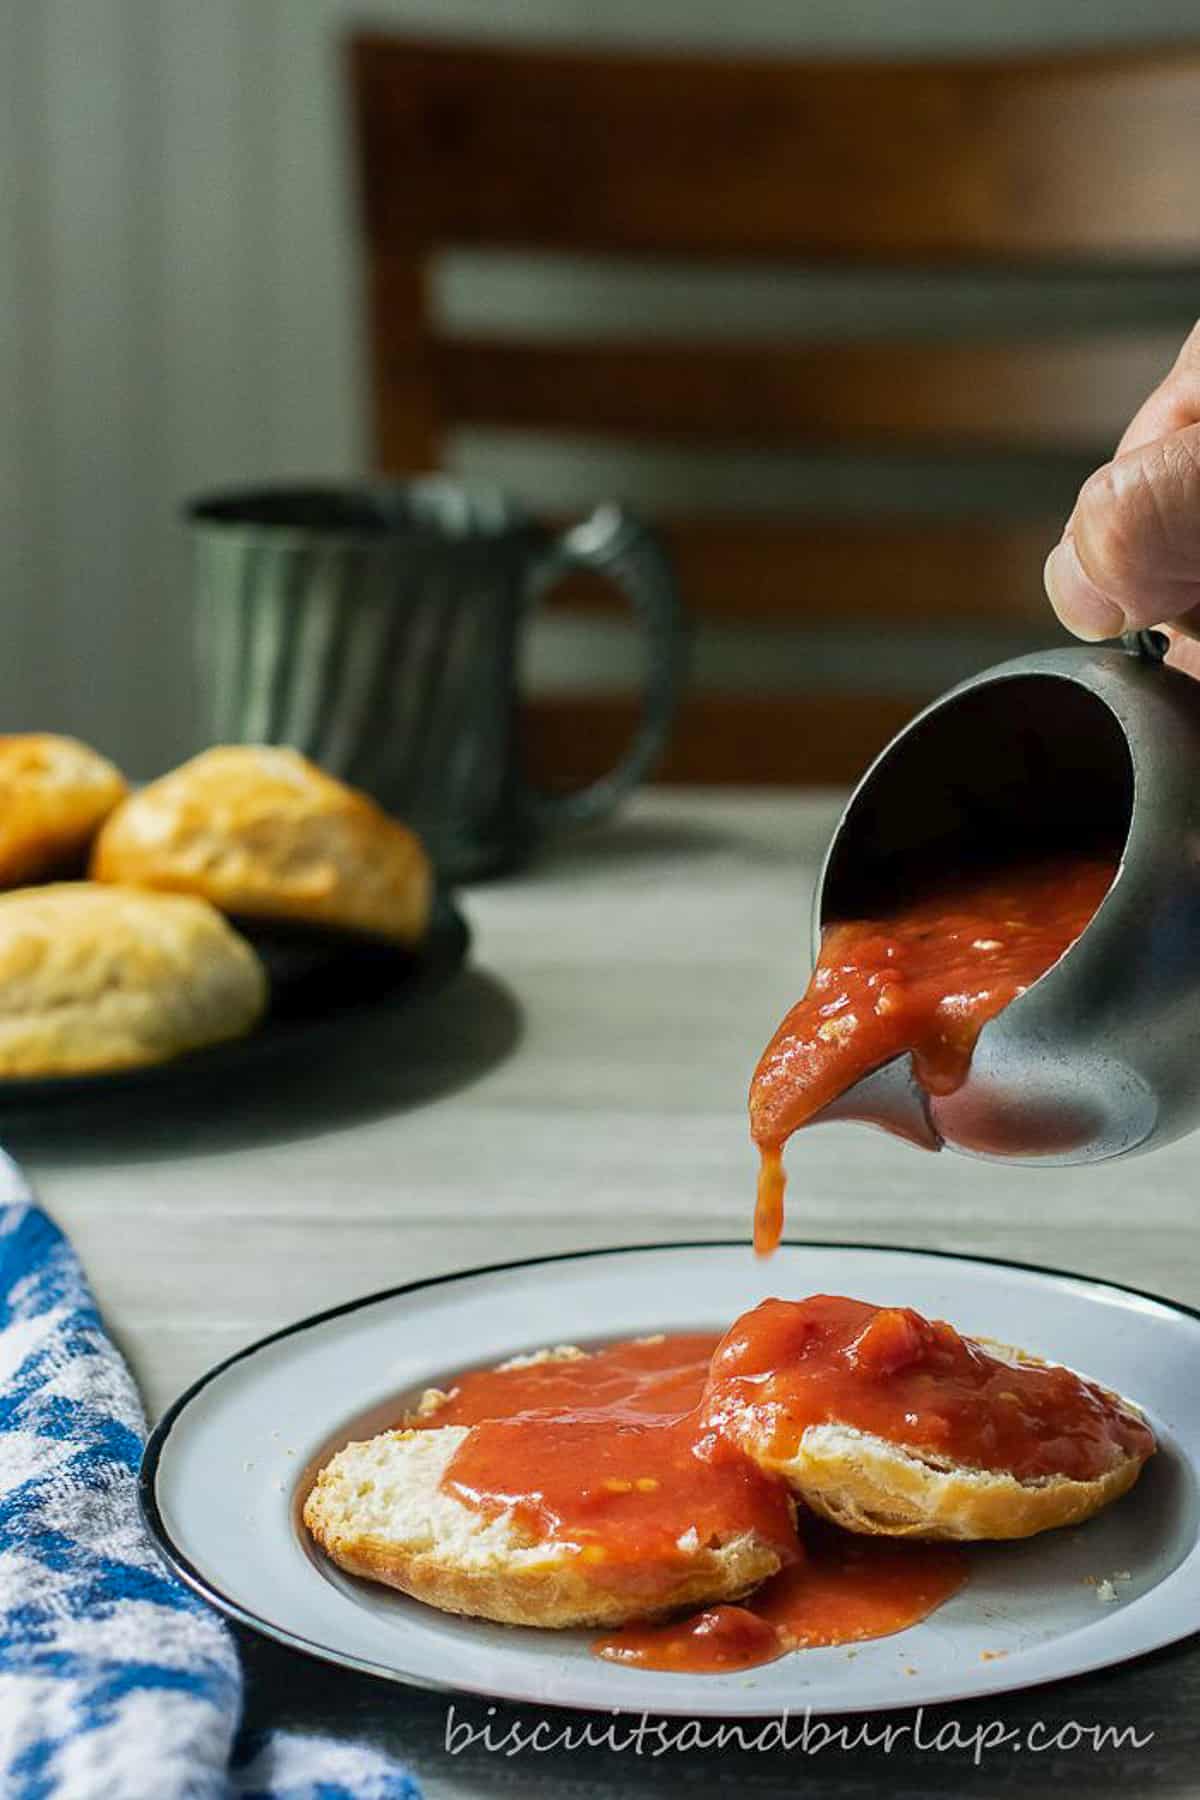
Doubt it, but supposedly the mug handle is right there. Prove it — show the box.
[517,506,689,833]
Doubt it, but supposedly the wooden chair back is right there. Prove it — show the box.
[348,36,1200,783]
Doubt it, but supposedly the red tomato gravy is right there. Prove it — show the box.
[433,1333,798,1596]
[702,1295,1153,1486]
[593,1532,966,1672]
[408,1297,1149,1674]
[750,857,1117,1254]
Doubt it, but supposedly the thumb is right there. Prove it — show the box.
[1044,423,1200,642]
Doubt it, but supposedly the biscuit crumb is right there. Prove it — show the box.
[980,1649,1008,1661]
[1087,1570,1131,1604]
[497,1345,587,1371]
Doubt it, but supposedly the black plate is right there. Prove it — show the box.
[0,892,470,1105]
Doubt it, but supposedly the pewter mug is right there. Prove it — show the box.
[188,481,687,880]
[807,640,1200,1164]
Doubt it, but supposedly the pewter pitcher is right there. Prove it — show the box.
[807,641,1200,1164]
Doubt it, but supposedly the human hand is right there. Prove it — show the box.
[1044,321,1200,679]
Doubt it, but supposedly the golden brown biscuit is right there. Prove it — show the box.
[0,883,267,1077]
[724,1341,1153,1542]
[749,1416,1147,1541]
[91,746,432,944]
[302,1426,785,1629]
[0,734,127,887]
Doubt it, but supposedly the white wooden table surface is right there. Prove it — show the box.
[9,788,1200,1798]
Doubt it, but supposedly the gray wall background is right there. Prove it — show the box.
[3,0,1200,776]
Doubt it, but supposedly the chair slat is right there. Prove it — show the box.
[535,518,1059,625]
[350,37,1200,262]
[520,693,927,788]
[422,332,1176,451]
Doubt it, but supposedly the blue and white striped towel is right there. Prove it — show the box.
[0,1150,421,1800]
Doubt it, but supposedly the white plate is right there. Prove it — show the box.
[141,1242,1200,1717]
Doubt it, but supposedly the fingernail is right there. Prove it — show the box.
[1043,538,1127,642]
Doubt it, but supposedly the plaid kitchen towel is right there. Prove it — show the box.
[0,1151,420,1800]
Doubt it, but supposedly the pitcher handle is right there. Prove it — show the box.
[518,507,689,832]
